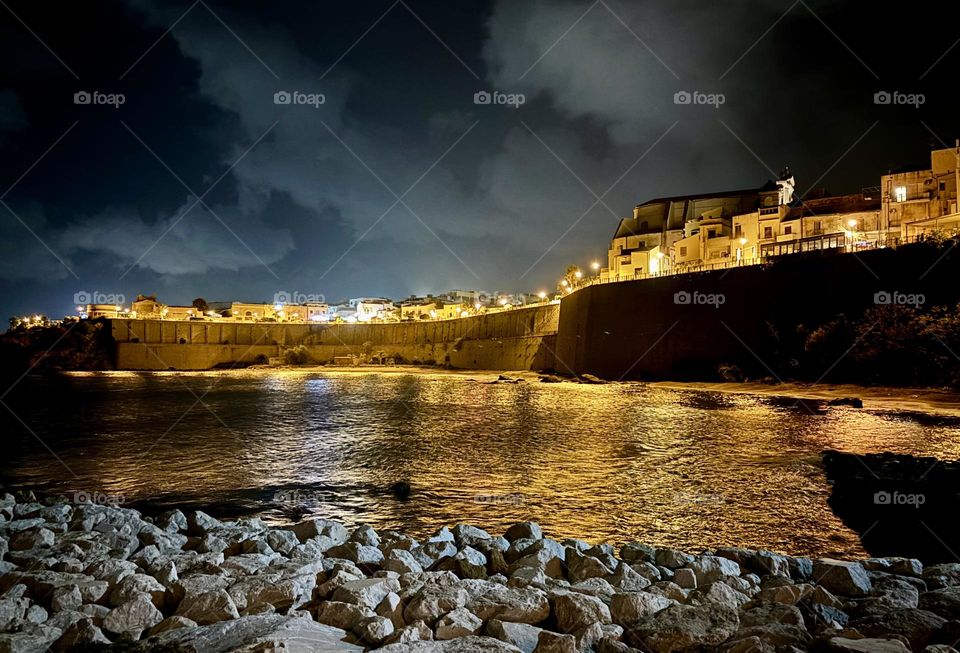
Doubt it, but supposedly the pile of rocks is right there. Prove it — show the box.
[3,492,960,652]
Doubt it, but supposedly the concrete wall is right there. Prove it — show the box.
[556,242,960,379]
[111,303,560,371]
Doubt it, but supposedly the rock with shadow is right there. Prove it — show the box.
[822,449,960,564]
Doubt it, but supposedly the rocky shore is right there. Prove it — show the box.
[3,492,960,652]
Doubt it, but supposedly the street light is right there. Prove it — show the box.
[590,261,600,271]
[537,291,547,300]
[848,218,857,228]
[574,270,583,279]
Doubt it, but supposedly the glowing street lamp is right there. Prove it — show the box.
[847,218,857,228]
[537,291,547,300]
[590,261,600,271]
[574,270,583,279]
[560,279,569,287]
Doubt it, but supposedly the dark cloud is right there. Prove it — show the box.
[0,0,957,318]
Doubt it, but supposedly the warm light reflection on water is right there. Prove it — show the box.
[5,370,960,559]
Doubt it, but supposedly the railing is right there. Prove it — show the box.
[576,231,949,291]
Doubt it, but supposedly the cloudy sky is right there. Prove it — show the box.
[0,0,956,319]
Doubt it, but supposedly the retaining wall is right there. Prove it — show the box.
[111,303,560,371]
[555,242,960,379]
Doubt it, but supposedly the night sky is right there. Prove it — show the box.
[0,0,957,319]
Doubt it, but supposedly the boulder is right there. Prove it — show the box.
[486,619,542,653]
[148,615,198,636]
[316,601,376,631]
[454,548,488,580]
[376,592,405,629]
[550,591,611,632]
[384,548,424,575]
[920,586,960,619]
[333,577,401,610]
[505,523,543,543]
[175,589,240,625]
[378,636,524,651]
[566,549,612,583]
[853,608,946,650]
[813,559,873,597]
[827,636,910,652]
[467,586,550,624]
[102,593,164,638]
[608,562,651,592]
[155,613,363,652]
[404,585,470,625]
[51,616,111,652]
[610,591,673,626]
[533,630,577,652]
[685,555,741,586]
[626,603,740,653]
[654,549,693,569]
[355,615,395,645]
[290,518,349,547]
[435,607,484,639]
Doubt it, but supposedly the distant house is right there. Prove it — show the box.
[230,302,276,321]
[882,146,960,240]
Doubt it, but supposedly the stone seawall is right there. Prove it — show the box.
[556,241,960,380]
[110,303,560,371]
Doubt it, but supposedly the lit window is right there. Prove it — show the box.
[894,186,907,202]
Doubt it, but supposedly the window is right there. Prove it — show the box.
[763,226,773,239]
[679,246,687,256]
[734,225,742,238]
[639,221,648,231]
[707,229,715,238]
[894,186,907,202]
[813,221,822,235]
[784,225,792,235]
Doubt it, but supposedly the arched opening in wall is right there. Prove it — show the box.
[178,338,186,344]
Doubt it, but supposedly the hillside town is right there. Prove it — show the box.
[600,144,960,282]
[62,289,550,326]
[10,143,959,329]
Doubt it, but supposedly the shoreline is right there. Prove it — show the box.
[650,380,960,416]
[1,493,953,652]
[62,366,960,415]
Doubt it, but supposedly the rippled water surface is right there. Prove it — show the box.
[5,370,960,559]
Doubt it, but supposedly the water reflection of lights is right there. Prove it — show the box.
[6,372,960,559]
